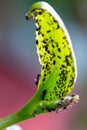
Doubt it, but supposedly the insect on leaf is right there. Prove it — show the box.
[26,1,78,108]
[0,3,79,129]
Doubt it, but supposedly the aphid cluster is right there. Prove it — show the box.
[27,1,79,115]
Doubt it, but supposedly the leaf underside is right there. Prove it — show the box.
[29,2,77,105]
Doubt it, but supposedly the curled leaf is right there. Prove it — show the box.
[27,1,77,105]
[0,2,79,129]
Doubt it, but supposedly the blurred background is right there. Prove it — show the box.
[0,0,87,130]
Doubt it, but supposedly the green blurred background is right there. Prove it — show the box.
[0,0,87,130]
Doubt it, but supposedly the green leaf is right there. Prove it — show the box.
[0,2,79,129]
[28,1,77,104]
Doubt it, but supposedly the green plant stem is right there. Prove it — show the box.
[0,86,79,129]
[0,90,42,130]
[0,70,58,130]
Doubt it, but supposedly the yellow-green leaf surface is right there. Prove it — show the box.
[0,2,79,129]
[28,1,77,105]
